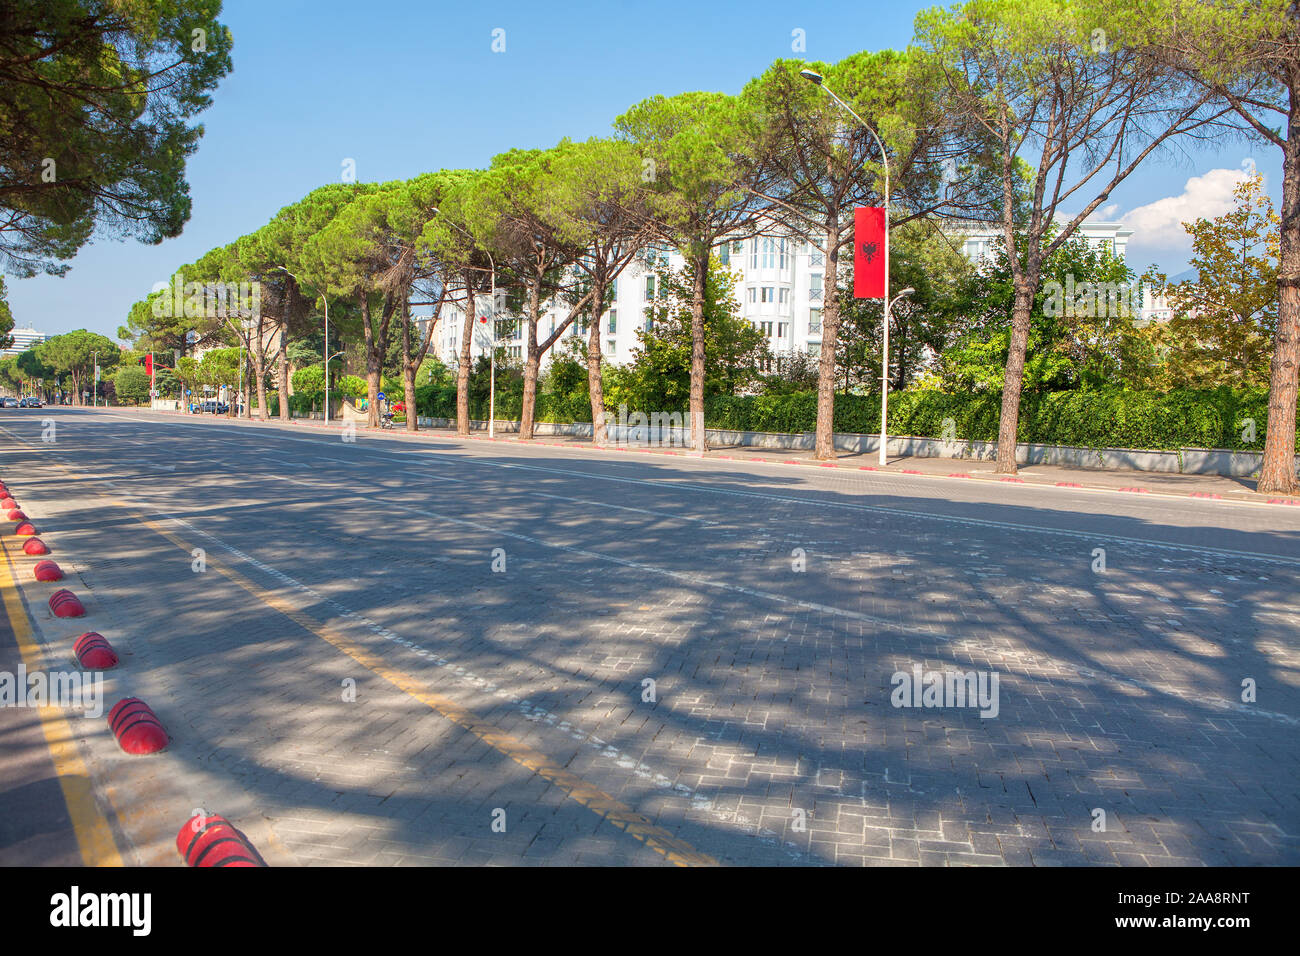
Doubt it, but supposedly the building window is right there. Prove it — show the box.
[779,288,789,305]
[609,278,617,303]
[778,238,787,270]
[645,275,655,300]
[750,238,759,269]
[810,248,824,266]
[760,286,775,303]
[761,320,774,336]
[608,309,617,334]
[748,287,757,304]
[760,237,776,269]
[777,322,788,339]
[810,274,823,302]
[809,308,822,333]
[605,339,616,355]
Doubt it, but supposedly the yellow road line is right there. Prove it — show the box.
[0,530,124,867]
[1,433,717,867]
[131,510,717,867]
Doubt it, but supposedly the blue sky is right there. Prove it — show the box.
[8,0,1282,338]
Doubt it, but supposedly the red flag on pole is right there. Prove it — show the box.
[854,206,886,299]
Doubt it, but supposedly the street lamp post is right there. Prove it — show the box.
[276,266,332,425]
[800,69,908,467]
[430,208,496,437]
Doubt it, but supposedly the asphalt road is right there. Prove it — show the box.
[1,407,1296,866]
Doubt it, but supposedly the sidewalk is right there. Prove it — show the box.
[83,406,1300,506]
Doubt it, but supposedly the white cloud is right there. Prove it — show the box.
[1121,167,1250,251]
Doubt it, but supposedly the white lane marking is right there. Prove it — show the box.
[274,470,1300,729]
[9,415,1300,567]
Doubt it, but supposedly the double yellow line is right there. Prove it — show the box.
[0,531,124,866]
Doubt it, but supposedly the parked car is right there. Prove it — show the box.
[1,397,18,408]
[198,400,229,414]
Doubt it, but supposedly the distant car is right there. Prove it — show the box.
[18,397,42,408]
[1,397,18,408]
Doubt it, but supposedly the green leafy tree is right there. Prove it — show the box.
[0,277,13,350]
[1141,0,1297,493]
[616,91,768,451]
[526,138,651,444]
[113,364,151,405]
[617,258,767,411]
[743,52,998,458]
[420,171,494,437]
[197,347,240,414]
[0,356,22,394]
[457,147,596,440]
[938,233,1145,393]
[915,0,1244,473]
[15,347,54,392]
[362,170,470,432]
[36,330,119,404]
[1145,173,1280,388]
[0,0,233,276]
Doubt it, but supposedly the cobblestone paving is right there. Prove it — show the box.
[1,409,1296,866]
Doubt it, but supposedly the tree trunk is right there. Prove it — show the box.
[457,272,475,436]
[401,303,418,433]
[587,284,607,445]
[995,284,1035,475]
[1258,81,1300,496]
[253,352,267,422]
[276,284,292,421]
[519,281,542,441]
[689,249,708,452]
[360,291,381,428]
[814,217,842,460]
[894,314,908,392]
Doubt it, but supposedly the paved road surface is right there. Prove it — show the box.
[1,407,1296,866]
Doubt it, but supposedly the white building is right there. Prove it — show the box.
[422,217,1165,373]
[2,327,46,358]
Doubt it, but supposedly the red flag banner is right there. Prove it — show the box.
[854,206,886,299]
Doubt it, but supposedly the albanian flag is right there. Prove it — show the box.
[853,206,886,299]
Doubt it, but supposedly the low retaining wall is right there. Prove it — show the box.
[291,412,1293,478]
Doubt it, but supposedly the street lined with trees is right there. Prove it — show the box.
[5,1,1295,492]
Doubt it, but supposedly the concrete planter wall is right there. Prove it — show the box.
[291,412,1295,478]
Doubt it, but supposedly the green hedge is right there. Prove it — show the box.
[406,382,1288,453]
[707,387,1283,452]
